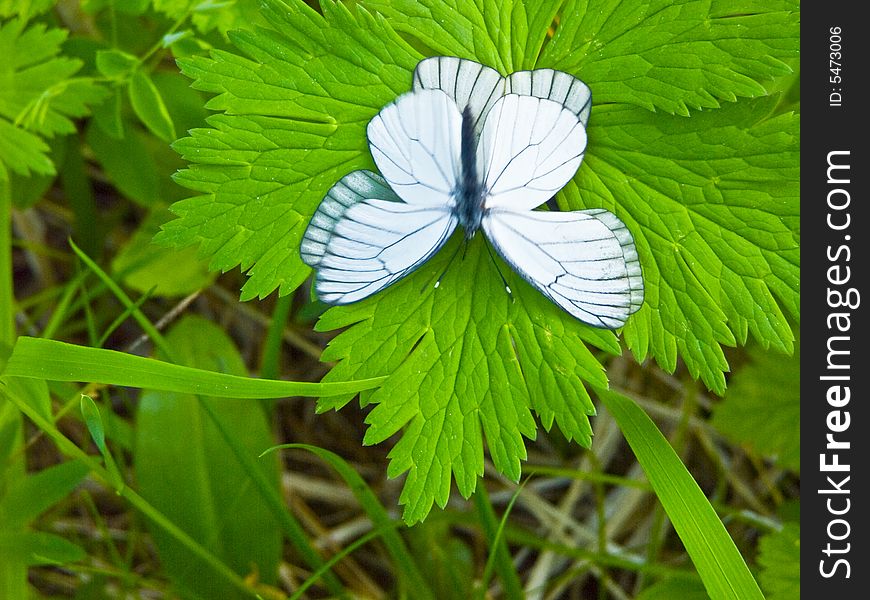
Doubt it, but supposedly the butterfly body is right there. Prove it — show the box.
[301,57,644,329]
[456,105,486,239]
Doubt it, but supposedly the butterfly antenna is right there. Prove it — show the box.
[429,238,466,292]
[483,240,514,301]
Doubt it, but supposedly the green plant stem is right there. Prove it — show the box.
[0,167,14,352]
[260,293,293,379]
[473,484,524,600]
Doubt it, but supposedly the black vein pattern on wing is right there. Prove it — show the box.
[321,207,449,267]
[490,212,634,287]
[315,208,457,302]
[414,56,503,135]
[367,93,458,197]
[301,170,397,268]
[301,168,457,299]
[367,138,454,198]
[397,101,455,192]
[483,210,642,327]
[487,128,584,196]
[482,103,585,199]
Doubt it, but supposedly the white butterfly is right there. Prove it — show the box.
[301,57,643,329]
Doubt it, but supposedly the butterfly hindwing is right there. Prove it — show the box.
[412,56,506,137]
[413,56,592,131]
[366,88,463,207]
[482,208,643,328]
[301,170,457,304]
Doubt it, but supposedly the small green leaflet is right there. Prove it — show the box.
[757,523,800,600]
[712,337,800,471]
[160,0,799,521]
[0,19,105,177]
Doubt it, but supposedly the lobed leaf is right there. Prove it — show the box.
[571,98,798,392]
[156,0,421,300]
[541,0,799,115]
[160,0,799,520]
[361,0,564,73]
[317,236,618,522]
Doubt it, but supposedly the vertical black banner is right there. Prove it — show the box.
[803,2,868,597]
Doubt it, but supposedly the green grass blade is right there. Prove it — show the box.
[43,240,353,596]
[3,337,384,398]
[596,388,764,600]
[474,484,524,600]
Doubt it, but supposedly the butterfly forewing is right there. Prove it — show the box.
[366,88,463,207]
[414,57,593,132]
[482,209,644,328]
[478,94,588,212]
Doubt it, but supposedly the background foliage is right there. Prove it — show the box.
[1,0,798,598]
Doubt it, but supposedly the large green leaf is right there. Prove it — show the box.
[573,98,799,392]
[156,0,420,300]
[541,0,799,115]
[361,0,564,72]
[134,316,281,599]
[157,0,799,520]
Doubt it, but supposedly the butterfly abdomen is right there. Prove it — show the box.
[456,106,485,239]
